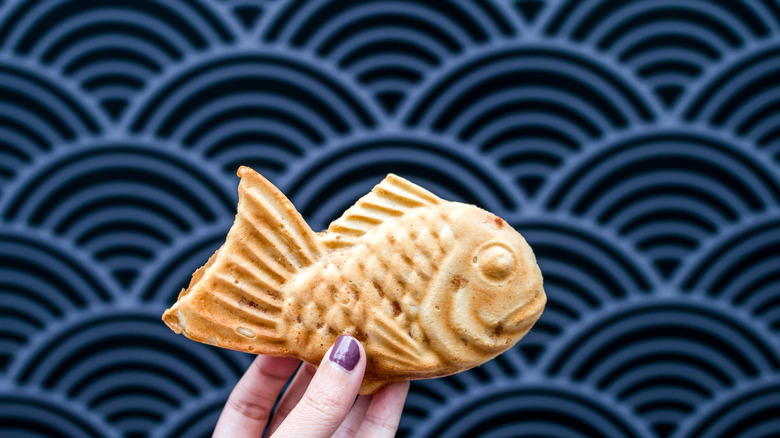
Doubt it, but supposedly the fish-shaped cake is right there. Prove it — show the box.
[162,166,545,394]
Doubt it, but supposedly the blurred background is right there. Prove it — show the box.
[1,0,780,436]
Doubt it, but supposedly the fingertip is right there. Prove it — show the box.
[375,380,410,401]
[327,334,364,373]
[353,380,410,437]
[214,355,301,437]
[250,354,300,379]
[272,336,367,437]
[258,354,301,368]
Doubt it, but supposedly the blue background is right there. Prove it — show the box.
[1,0,780,436]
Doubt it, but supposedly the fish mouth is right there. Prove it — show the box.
[501,290,546,333]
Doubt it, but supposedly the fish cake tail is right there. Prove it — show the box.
[162,166,326,355]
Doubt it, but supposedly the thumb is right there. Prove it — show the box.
[271,335,366,437]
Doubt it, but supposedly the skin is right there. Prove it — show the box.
[214,336,410,437]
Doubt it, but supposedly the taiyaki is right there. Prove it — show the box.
[163,166,545,394]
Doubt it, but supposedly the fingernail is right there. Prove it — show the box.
[329,335,360,371]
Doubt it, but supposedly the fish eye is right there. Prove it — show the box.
[474,243,516,282]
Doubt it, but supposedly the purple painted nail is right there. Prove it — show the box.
[329,335,360,371]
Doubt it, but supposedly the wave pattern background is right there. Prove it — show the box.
[1,0,779,436]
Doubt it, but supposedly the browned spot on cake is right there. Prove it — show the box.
[492,323,504,337]
[391,301,402,317]
[238,298,258,309]
[328,326,337,335]
[349,283,360,302]
[494,217,504,228]
[373,280,385,298]
[265,288,281,300]
[316,322,323,329]
[451,275,468,289]
[354,328,368,343]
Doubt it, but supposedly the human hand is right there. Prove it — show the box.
[213,335,410,437]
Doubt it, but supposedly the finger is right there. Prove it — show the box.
[271,335,366,437]
[266,362,316,435]
[354,380,410,437]
[213,355,300,438]
[332,395,372,438]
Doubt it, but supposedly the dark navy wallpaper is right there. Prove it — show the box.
[1,0,780,437]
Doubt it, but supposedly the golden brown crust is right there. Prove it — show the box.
[162,167,545,394]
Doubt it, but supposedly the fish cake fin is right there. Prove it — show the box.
[322,174,441,248]
[162,166,325,354]
[234,166,326,266]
